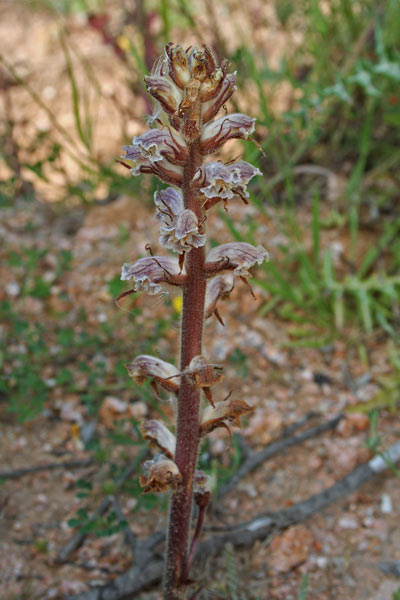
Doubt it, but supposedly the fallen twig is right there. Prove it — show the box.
[109,496,137,554]
[0,459,94,480]
[216,412,344,500]
[66,438,400,600]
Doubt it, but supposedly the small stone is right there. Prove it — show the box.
[380,493,392,514]
[269,525,313,573]
[316,556,328,569]
[338,515,358,529]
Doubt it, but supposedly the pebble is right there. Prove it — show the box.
[381,493,392,514]
[338,515,358,529]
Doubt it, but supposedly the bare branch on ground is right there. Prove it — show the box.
[65,437,400,600]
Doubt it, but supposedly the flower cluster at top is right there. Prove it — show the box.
[120,44,268,494]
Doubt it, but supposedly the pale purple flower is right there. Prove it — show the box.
[194,161,261,202]
[154,187,184,225]
[154,188,206,254]
[121,255,183,295]
[201,113,256,155]
[122,127,188,175]
[206,242,269,277]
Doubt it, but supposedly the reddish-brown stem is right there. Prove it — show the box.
[182,503,207,584]
[163,138,206,599]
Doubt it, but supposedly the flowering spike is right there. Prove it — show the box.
[119,42,265,596]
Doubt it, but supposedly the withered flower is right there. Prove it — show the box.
[140,454,182,494]
[200,398,254,436]
[121,255,185,295]
[140,420,176,459]
[126,355,180,397]
[205,273,235,325]
[182,355,224,407]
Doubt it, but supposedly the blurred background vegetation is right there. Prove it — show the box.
[1,0,400,581]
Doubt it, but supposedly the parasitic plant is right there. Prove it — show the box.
[119,44,268,599]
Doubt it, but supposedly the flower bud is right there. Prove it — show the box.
[165,43,191,89]
[201,72,237,123]
[200,113,256,155]
[140,454,181,493]
[194,470,212,507]
[140,420,176,459]
[144,58,183,114]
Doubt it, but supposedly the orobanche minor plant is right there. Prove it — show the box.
[119,43,268,599]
